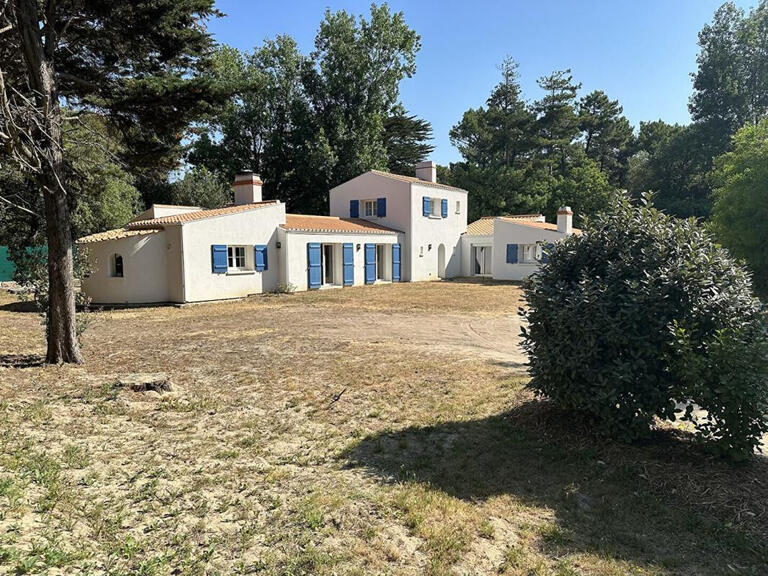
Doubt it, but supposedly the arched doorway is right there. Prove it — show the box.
[437,244,446,279]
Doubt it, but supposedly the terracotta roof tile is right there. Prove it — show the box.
[465,214,545,236]
[369,170,466,192]
[126,201,278,229]
[282,214,401,235]
[77,228,161,244]
[498,217,582,234]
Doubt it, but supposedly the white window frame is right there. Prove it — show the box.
[430,197,441,218]
[363,199,378,217]
[227,245,250,271]
[520,244,539,263]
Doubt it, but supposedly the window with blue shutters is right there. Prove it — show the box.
[392,243,401,282]
[254,245,268,271]
[506,244,519,264]
[307,243,322,289]
[364,243,376,284]
[343,243,354,286]
[422,196,431,217]
[377,197,386,218]
[441,198,448,218]
[350,199,359,218]
[211,245,227,274]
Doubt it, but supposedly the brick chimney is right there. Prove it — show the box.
[415,160,437,183]
[557,206,573,234]
[233,172,263,205]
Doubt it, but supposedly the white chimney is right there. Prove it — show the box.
[415,160,437,183]
[233,172,263,205]
[557,206,573,234]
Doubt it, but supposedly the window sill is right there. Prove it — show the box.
[227,270,255,276]
[427,214,443,220]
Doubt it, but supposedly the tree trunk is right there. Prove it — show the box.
[15,0,83,363]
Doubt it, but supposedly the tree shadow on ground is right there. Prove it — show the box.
[344,400,768,574]
[0,353,44,368]
[0,300,37,313]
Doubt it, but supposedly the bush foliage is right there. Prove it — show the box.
[521,193,768,459]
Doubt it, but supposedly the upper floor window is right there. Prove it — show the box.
[430,197,441,217]
[456,200,461,214]
[111,253,123,277]
[228,245,248,270]
[363,199,378,217]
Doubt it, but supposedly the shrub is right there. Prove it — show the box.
[521,193,768,459]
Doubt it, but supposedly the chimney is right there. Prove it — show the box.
[233,172,263,205]
[557,206,573,234]
[415,160,437,183]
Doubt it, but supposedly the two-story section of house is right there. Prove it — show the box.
[328,161,468,282]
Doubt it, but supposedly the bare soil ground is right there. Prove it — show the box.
[0,279,766,575]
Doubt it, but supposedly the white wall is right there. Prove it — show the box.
[329,172,412,278]
[407,182,467,282]
[329,172,468,282]
[81,231,171,304]
[181,203,286,302]
[460,234,493,277]
[281,230,403,292]
[492,219,568,281]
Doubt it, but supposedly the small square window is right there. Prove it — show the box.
[227,246,247,270]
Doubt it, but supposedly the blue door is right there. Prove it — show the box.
[392,244,401,282]
[307,243,322,289]
[364,244,376,285]
[343,243,354,286]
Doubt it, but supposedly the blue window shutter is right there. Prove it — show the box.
[377,197,386,218]
[541,242,554,264]
[422,196,430,217]
[343,243,354,286]
[441,198,448,218]
[392,243,401,282]
[364,243,376,284]
[254,245,268,271]
[350,199,359,218]
[307,243,322,289]
[506,244,518,264]
[211,245,227,274]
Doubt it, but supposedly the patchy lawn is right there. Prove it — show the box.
[0,279,766,575]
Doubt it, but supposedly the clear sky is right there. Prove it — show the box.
[208,0,755,165]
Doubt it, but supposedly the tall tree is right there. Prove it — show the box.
[0,0,223,363]
[711,119,768,297]
[382,108,434,175]
[578,90,634,186]
[534,69,582,177]
[691,1,768,153]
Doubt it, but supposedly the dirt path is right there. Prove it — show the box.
[289,308,527,367]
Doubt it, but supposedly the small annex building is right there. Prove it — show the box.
[79,162,468,304]
[461,208,581,281]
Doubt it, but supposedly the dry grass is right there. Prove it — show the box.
[0,279,766,575]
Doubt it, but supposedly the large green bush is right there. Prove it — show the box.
[521,194,768,459]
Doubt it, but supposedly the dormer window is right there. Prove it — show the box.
[111,254,124,277]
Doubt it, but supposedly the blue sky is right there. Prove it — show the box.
[208,0,755,165]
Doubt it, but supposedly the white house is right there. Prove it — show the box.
[78,162,467,304]
[461,208,580,281]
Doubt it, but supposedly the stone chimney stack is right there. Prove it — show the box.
[233,172,263,205]
[557,206,573,235]
[415,160,437,183]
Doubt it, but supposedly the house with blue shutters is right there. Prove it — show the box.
[460,207,580,281]
[78,162,468,304]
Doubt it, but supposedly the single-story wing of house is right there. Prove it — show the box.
[461,208,581,281]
